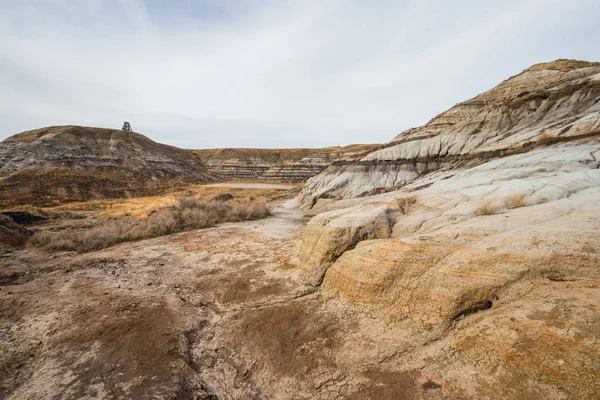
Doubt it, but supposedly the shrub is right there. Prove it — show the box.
[178,197,203,210]
[29,196,271,252]
[79,220,131,251]
[247,200,271,219]
[31,220,133,252]
[474,199,498,216]
[135,212,178,238]
[212,193,234,202]
[504,192,526,209]
[397,196,418,215]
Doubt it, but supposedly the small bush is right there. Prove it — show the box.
[136,212,178,238]
[212,193,234,202]
[79,221,131,251]
[475,199,498,216]
[397,196,418,214]
[31,220,134,252]
[178,197,203,210]
[504,192,526,209]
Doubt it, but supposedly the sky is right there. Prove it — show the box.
[0,0,599,148]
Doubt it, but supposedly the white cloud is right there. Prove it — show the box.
[0,0,599,148]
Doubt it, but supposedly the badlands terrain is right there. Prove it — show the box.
[0,126,219,207]
[1,59,599,399]
[194,145,379,182]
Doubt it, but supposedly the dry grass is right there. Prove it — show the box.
[29,194,271,252]
[52,185,284,218]
[397,196,418,214]
[526,59,600,71]
[474,199,499,216]
[504,192,526,209]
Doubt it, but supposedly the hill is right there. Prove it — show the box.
[0,126,219,207]
[193,144,379,181]
[299,59,600,205]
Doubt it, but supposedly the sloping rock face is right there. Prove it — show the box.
[287,61,600,398]
[298,204,393,286]
[323,171,600,329]
[308,129,600,333]
[298,59,600,206]
[194,144,379,182]
[291,139,600,398]
[0,126,219,206]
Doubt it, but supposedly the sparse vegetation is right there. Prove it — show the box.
[474,199,499,216]
[526,59,600,72]
[397,196,418,214]
[29,193,271,252]
[504,192,526,209]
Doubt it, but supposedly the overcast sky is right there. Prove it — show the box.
[1,0,599,148]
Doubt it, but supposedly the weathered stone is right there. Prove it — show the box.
[299,60,600,206]
[298,204,393,286]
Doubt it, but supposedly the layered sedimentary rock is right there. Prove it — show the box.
[294,61,600,373]
[299,134,600,332]
[0,125,219,206]
[298,204,394,286]
[194,144,379,182]
[298,59,600,206]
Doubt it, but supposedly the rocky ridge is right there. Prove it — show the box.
[298,59,600,206]
[194,144,379,182]
[290,60,600,398]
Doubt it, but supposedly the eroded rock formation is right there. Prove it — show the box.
[298,204,394,286]
[3,60,600,399]
[194,144,379,182]
[0,125,219,206]
[298,59,600,206]
[289,60,600,398]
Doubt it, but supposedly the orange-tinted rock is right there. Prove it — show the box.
[298,205,393,286]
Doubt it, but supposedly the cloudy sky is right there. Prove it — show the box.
[0,0,599,148]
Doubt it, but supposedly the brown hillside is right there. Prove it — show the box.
[0,126,219,207]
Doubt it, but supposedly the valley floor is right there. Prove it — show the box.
[205,183,299,190]
[1,197,599,399]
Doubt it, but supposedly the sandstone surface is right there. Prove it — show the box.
[3,194,599,399]
[298,204,394,286]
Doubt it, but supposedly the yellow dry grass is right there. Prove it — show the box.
[504,192,527,209]
[475,199,499,216]
[23,185,290,253]
[396,196,418,215]
[51,185,283,218]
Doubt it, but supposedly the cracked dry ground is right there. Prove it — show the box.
[1,202,600,399]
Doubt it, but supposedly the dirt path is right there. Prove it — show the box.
[0,200,333,399]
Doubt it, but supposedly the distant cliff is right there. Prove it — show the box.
[193,144,380,182]
[299,59,600,206]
